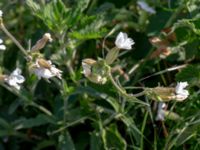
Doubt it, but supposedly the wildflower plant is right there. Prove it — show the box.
[0,0,200,149]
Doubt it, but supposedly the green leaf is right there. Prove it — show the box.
[175,125,197,146]
[8,99,22,114]
[105,124,127,150]
[76,0,91,13]
[76,86,120,112]
[90,132,102,150]
[58,131,76,150]
[34,140,55,150]
[0,118,11,128]
[176,65,200,85]
[26,0,41,12]
[13,114,55,130]
[120,115,142,145]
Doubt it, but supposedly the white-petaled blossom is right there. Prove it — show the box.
[0,10,3,17]
[156,102,166,121]
[32,59,62,80]
[0,38,6,51]
[5,68,25,90]
[137,1,156,14]
[82,61,92,77]
[115,32,135,50]
[175,82,189,101]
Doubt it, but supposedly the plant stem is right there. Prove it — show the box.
[107,70,148,106]
[0,21,29,57]
[30,102,52,116]
[48,117,88,135]
[140,111,148,150]
[0,83,52,116]
[164,3,186,28]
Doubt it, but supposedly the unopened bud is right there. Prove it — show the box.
[145,87,175,102]
[145,82,189,102]
[164,111,181,121]
[105,47,120,65]
[37,58,51,69]
[31,33,52,51]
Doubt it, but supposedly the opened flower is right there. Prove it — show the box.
[156,102,166,121]
[0,38,6,50]
[115,32,135,50]
[175,82,189,101]
[4,68,25,90]
[82,59,94,77]
[137,1,156,14]
[0,10,3,17]
[31,59,62,80]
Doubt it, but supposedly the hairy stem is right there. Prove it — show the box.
[0,20,28,57]
[107,68,148,106]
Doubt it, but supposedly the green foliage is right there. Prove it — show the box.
[1,0,200,149]
[26,0,108,40]
[176,65,200,86]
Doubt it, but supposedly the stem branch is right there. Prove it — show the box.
[107,70,148,106]
[0,21,28,57]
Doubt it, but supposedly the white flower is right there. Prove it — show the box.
[175,82,189,101]
[137,1,156,14]
[156,102,166,121]
[5,68,25,90]
[32,59,62,79]
[82,62,91,77]
[115,32,135,50]
[0,38,6,51]
[0,10,3,17]
[82,58,97,77]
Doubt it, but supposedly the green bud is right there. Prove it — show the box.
[105,47,120,65]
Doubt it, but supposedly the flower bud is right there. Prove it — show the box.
[82,59,108,84]
[37,58,51,69]
[145,82,189,102]
[164,110,181,121]
[31,33,52,52]
[145,87,175,102]
[105,47,120,65]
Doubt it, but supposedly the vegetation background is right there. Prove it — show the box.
[0,0,200,149]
